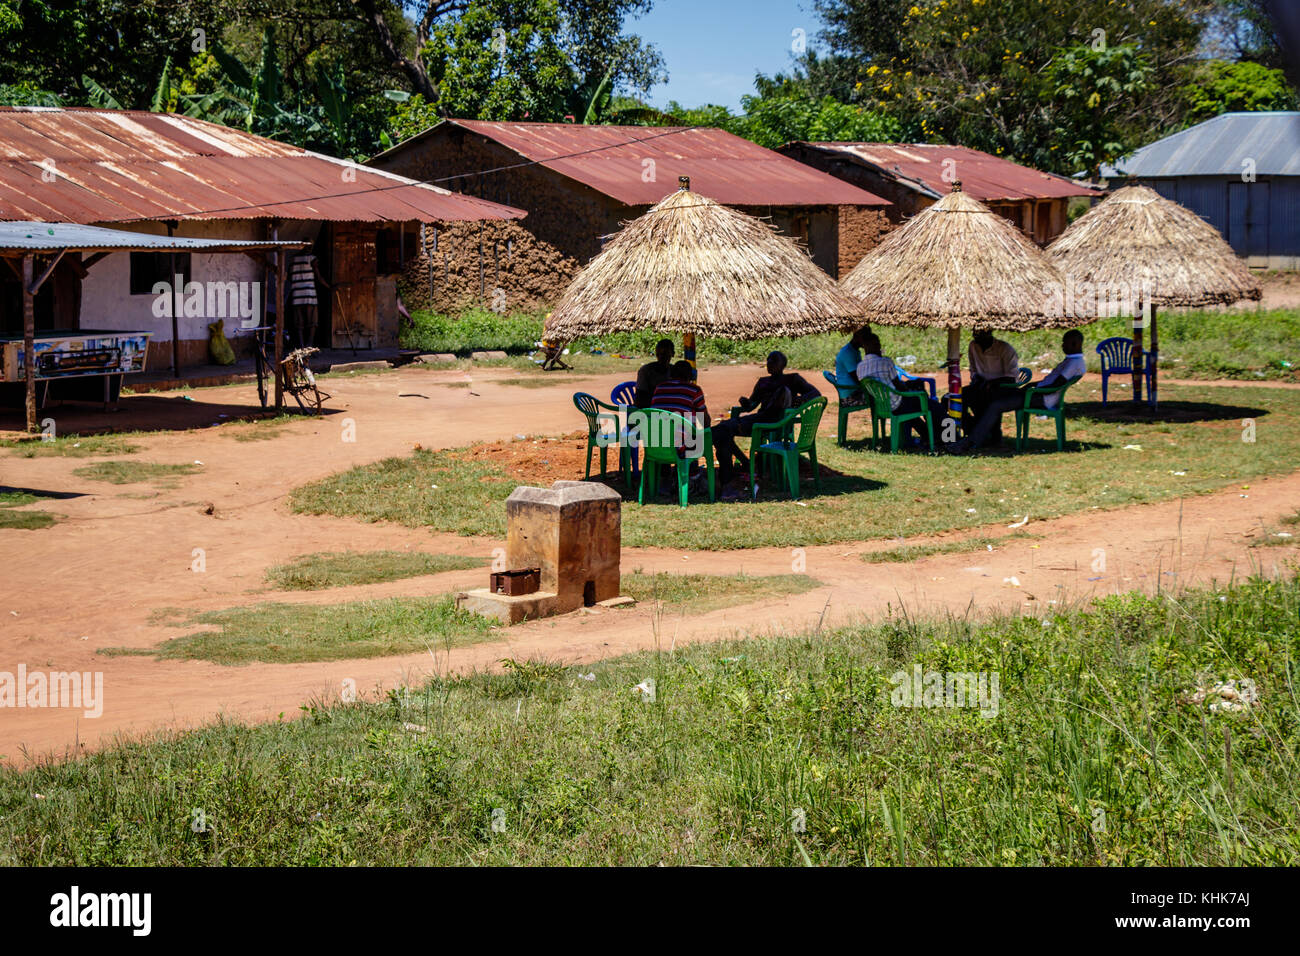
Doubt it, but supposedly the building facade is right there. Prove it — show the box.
[779,142,1099,246]
[369,120,893,313]
[1102,112,1300,269]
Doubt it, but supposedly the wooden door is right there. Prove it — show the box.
[330,223,378,350]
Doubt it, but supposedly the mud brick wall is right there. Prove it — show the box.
[375,130,620,314]
[837,204,893,277]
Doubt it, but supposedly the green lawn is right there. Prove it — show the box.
[5,574,1297,865]
[72,461,202,486]
[265,550,487,590]
[290,383,1300,550]
[405,305,1300,382]
[0,433,141,458]
[0,490,57,530]
[106,571,816,664]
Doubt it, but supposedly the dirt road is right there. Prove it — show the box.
[1,363,1296,765]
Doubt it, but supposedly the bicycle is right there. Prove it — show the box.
[249,326,329,413]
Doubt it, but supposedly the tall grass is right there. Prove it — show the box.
[3,574,1297,865]
[404,306,1300,381]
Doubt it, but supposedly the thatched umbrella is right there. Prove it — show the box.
[1046,179,1260,407]
[840,181,1073,425]
[543,176,863,366]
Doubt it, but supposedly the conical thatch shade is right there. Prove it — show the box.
[1045,184,1261,306]
[543,183,863,340]
[840,186,1073,331]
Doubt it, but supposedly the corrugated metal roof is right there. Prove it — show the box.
[1101,112,1300,179]
[0,107,526,224]
[0,220,305,253]
[790,142,1099,202]
[377,119,890,207]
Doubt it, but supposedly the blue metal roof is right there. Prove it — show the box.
[1102,112,1300,179]
[0,220,305,253]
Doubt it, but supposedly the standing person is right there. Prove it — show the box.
[834,325,873,404]
[965,328,1019,441]
[288,251,331,349]
[949,330,1086,453]
[713,351,819,499]
[634,339,675,407]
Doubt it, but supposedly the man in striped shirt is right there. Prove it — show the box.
[289,252,331,348]
[650,361,711,483]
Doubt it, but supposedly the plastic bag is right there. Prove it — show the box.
[208,319,236,366]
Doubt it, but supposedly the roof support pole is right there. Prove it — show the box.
[274,246,285,411]
[1130,319,1144,405]
[22,255,36,433]
[1147,304,1159,410]
[946,326,962,433]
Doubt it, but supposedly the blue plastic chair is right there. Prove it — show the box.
[895,365,937,399]
[610,381,636,406]
[1096,337,1151,404]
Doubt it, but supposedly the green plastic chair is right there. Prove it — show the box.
[822,370,872,445]
[635,407,715,507]
[748,397,827,500]
[1013,376,1082,452]
[573,392,621,479]
[860,378,934,452]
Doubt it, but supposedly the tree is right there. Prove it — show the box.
[1180,58,1296,124]
[1048,43,1153,180]
[808,0,1207,173]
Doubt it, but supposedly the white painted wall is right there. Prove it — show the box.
[80,220,320,342]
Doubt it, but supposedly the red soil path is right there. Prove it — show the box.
[1,363,1296,766]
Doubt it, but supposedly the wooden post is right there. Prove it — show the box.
[682,331,696,378]
[1148,304,1159,409]
[167,221,180,376]
[946,325,962,431]
[274,247,285,410]
[22,255,36,433]
[1131,318,1144,404]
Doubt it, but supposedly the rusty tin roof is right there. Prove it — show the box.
[375,119,891,208]
[0,107,526,224]
[787,142,1099,202]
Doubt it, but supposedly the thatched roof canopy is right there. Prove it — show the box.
[1045,183,1261,307]
[839,184,1073,331]
[543,180,864,340]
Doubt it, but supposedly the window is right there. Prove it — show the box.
[129,252,191,295]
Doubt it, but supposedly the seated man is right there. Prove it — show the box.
[965,329,1019,442]
[834,325,873,406]
[949,329,1086,454]
[856,332,941,445]
[651,360,711,427]
[634,338,675,407]
[650,360,711,481]
[713,351,819,498]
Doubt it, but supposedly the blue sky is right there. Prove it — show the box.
[630,0,825,110]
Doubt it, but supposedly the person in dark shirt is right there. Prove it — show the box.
[713,351,819,497]
[634,339,676,407]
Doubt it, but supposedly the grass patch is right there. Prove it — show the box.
[406,306,1300,381]
[494,376,600,389]
[266,550,486,591]
[0,489,58,529]
[106,596,498,665]
[0,433,140,458]
[72,461,201,487]
[621,570,820,613]
[290,383,1300,550]
[864,534,1033,563]
[8,573,1299,865]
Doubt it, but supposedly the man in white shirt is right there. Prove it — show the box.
[949,330,1086,453]
[965,329,1020,441]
